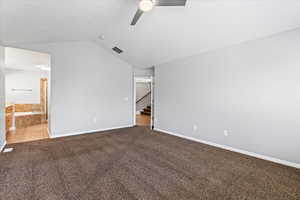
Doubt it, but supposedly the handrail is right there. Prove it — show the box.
[136,91,151,103]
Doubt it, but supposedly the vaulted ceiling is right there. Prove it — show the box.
[1,0,300,68]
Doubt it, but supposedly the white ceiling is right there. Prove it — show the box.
[5,47,51,71]
[1,0,300,68]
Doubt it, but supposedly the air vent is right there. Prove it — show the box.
[112,47,123,54]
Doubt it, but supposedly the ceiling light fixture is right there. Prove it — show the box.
[35,65,50,71]
[139,0,154,12]
[40,66,50,71]
[131,0,186,26]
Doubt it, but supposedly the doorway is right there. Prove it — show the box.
[4,47,51,144]
[134,77,153,127]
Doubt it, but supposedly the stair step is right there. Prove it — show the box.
[144,108,151,112]
[141,111,151,116]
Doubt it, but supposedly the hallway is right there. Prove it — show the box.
[136,114,150,127]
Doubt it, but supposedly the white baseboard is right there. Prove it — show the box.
[46,127,51,137]
[0,141,7,153]
[50,125,134,139]
[155,128,300,169]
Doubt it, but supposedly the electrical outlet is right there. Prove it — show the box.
[193,125,198,131]
[93,117,97,123]
[224,130,229,136]
[123,97,129,101]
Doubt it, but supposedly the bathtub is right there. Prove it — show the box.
[14,112,44,117]
[15,112,45,128]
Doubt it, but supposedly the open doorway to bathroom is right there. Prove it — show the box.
[134,77,153,127]
[4,47,51,144]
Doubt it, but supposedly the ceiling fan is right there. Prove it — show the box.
[131,0,187,26]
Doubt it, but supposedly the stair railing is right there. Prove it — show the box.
[136,91,151,104]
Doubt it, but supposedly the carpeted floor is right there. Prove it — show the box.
[0,127,299,200]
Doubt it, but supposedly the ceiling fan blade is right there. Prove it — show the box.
[155,0,187,6]
[131,9,144,26]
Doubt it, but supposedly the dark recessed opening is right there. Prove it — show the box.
[112,47,123,54]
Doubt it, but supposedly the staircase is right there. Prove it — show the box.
[141,105,151,116]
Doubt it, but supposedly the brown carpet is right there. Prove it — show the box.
[0,127,299,200]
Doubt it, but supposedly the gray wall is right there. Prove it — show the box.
[155,29,300,164]
[0,45,5,150]
[18,41,133,137]
[5,69,49,104]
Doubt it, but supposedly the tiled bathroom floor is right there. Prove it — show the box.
[6,123,49,144]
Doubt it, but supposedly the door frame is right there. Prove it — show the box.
[2,46,52,142]
[133,76,153,128]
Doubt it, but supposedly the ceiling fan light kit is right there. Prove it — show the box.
[139,0,154,12]
[131,0,187,26]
